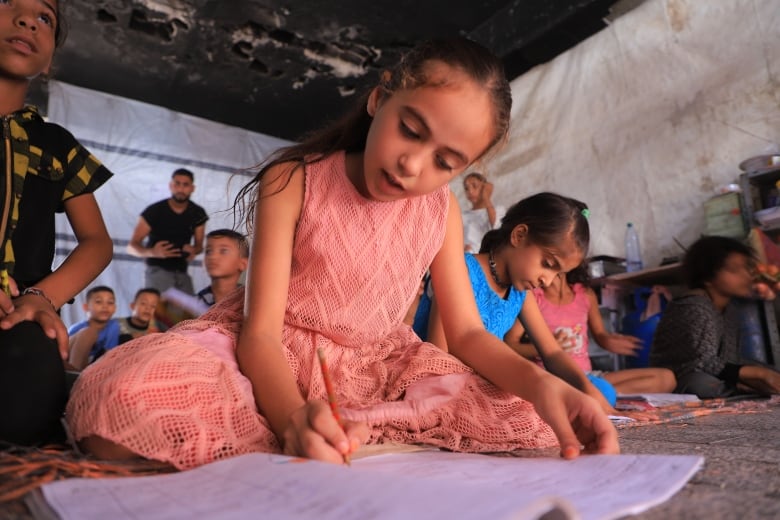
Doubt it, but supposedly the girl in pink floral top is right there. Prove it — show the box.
[513,266,675,403]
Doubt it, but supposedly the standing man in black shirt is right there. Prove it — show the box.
[128,168,208,294]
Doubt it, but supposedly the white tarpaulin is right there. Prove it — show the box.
[48,0,779,323]
[463,0,779,266]
[47,81,291,326]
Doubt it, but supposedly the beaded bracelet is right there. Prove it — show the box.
[21,287,56,310]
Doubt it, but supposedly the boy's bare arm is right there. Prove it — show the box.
[36,195,112,309]
[68,326,100,370]
[6,194,112,357]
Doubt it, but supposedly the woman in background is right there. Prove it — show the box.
[650,236,780,398]
[461,172,505,253]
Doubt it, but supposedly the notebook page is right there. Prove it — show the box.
[34,452,703,520]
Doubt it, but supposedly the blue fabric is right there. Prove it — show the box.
[587,373,617,407]
[67,319,120,360]
[413,253,526,341]
[411,276,433,339]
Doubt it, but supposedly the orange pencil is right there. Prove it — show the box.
[316,347,351,465]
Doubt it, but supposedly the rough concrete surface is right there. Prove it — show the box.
[619,408,780,519]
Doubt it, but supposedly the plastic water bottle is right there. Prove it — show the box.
[625,222,643,272]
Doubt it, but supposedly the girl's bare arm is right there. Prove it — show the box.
[520,297,614,412]
[235,163,366,462]
[236,163,308,436]
[586,289,641,357]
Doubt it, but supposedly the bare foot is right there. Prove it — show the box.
[80,435,139,461]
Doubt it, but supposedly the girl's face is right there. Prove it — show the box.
[463,176,484,205]
[708,252,753,299]
[356,62,495,202]
[0,0,58,81]
[506,228,583,291]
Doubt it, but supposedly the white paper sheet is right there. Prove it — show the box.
[32,451,703,520]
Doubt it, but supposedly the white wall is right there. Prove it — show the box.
[47,82,291,326]
[456,0,780,267]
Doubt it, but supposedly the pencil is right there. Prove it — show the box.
[316,347,351,465]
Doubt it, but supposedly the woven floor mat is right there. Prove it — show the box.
[0,442,176,504]
[614,394,780,428]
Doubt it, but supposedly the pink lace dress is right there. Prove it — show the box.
[67,152,556,469]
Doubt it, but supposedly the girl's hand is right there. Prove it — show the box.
[529,373,619,459]
[752,281,780,301]
[0,291,68,359]
[600,333,642,356]
[583,384,616,415]
[739,365,780,395]
[477,181,494,206]
[282,400,369,463]
[553,329,577,352]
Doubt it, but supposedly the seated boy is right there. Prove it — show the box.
[67,286,119,370]
[196,229,249,306]
[117,288,161,345]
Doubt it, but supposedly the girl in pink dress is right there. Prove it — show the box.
[514,265,676,400]
[67,38,618,469]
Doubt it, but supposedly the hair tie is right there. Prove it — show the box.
[581,208,590,219]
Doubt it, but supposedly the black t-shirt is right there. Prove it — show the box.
[141,199,208,271]
[117,316,152,345]
[1,107,113,288]
[196,285,215,306]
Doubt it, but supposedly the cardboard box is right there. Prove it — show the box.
[703,192,745,238]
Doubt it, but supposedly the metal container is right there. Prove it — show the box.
[739,155,780,174]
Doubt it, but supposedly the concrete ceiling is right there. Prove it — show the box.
[44,0,626,141]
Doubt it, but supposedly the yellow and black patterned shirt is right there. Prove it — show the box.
[0,106,113,289]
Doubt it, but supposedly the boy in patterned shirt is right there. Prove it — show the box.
[117,288,161,344]
[0,0,113,445]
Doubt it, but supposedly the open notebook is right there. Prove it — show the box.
[26,450,703,520]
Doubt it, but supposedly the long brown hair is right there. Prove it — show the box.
[234,37,512,231]
[53,0,68,47]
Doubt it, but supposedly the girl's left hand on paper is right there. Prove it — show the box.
[529,373,619,459]
[283,400,369,464]
[0,288,69,359]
